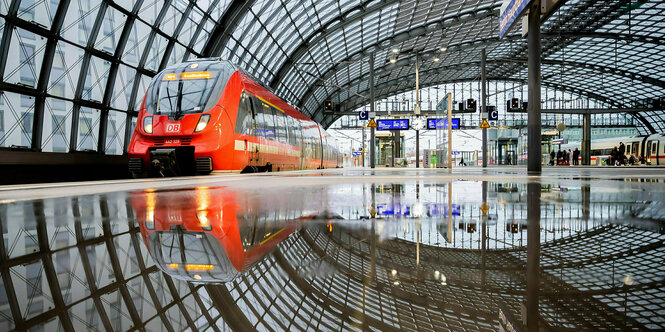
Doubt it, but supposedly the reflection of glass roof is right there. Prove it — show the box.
[2,175,665,330]
[0,0,663,155]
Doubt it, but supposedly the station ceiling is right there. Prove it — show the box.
[0,0,663,155]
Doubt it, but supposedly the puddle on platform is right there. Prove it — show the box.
[1,178,664,331]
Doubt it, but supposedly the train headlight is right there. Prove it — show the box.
[145,209,155,229]
[143,116,153,134]
[194,114,210,133]
[196,210,212,231]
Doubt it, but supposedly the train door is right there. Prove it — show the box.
[320,132,326,169]
[297,121,305,170]
[646,140,658,165]
[250,97,267,169]
[651,140,659,165]
[631,142,639,160]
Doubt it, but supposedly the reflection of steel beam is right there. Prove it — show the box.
[124,198,181,331]
[0,201,27,330]
[273,243,409,330]
[100,197,144,329]
[34,200,76,331]
[187,283,221,331]
[298,228,500,321]
[205,285,257,332]
[73,197,114,331]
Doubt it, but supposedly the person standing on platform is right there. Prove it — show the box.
[556,149,563,165]
[619,142,626,165]
[550,150,555,166]
[573,147,580,165]
[568,149,572,166]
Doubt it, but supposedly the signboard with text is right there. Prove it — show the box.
[377,119,409,130]
[499,0,534,38]
[427,118,460,130]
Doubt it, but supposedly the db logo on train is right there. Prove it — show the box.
[166,123,180,133]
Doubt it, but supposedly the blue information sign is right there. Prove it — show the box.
[499,0,534,38]
[352,151,362,156]
[377,119,409,130]
[427,118,460,130]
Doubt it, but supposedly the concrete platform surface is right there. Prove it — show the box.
[1,167,664,331]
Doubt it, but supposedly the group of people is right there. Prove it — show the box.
[608,142,626,166]
[549,147,580,166]
[608,142,645,166]
[548,142,644,166]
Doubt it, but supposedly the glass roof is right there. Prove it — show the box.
[0,0,663,155]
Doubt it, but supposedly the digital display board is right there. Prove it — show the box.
[377,119,409,130]
[427,118,460,129]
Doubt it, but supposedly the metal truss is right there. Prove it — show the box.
[1,0,663,159]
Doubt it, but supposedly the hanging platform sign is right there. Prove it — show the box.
[427,118,460,130]
[377,119,409,130]
[499,0,534,38]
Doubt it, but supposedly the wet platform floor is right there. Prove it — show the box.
[0,167,664,331]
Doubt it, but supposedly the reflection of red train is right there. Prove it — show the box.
[132,187,298,283]
[128,59,341,176]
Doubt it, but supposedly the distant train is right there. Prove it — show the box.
[128,59,341,177]
[560,133,665,165]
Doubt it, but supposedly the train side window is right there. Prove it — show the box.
[261,103,276,140]
[274,109,288,144]
[235,92,253,135]
[288,117,297,146]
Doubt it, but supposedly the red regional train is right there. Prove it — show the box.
[128,59,341,177]
[132,187,305,283]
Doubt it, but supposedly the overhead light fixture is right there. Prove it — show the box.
[440,46,447,52]
[391,48,400,54]
[433,56,440,62]
[390,56,397,64]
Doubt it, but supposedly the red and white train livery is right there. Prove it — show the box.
[128,59,341,176]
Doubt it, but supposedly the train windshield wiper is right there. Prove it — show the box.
[174,80,184,119]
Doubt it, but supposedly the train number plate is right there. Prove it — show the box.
[166,123,180,133]
[165,139,180,144]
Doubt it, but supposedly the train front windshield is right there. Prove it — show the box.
[158,231,218,266]
[146,61,236,116]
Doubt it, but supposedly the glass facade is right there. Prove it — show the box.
[0,0,662,159]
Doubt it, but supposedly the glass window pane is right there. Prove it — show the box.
[60,0,101,47]
[41,98,73,152]
[18,0,57,29]
[77,107,100,151]
[105,111,127,155]
[48,43,84,99]
[83,56,111,102]
[0,92,34,148]
[111,65,136,110]
[94,6,126,54]
[122,19,151,68]
[4,28,46,88]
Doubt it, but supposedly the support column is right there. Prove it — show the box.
[481,49,488,167]
[527,1,542,173]
[369,53,376,168]
[362,126,366,167]
[526,182,541,332]
[416,130,420,168]
[582,112,591,165]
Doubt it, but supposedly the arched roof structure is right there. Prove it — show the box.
[0,0,664,156]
